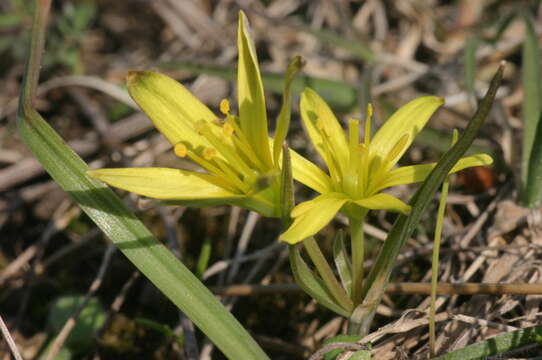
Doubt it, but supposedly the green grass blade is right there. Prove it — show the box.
[195,237,212,280]
[273,56,304,165]
[351,64,504,336]
[434,324,542,359]
[332,230,352,297]
[521,14,542,207]
[288,245,351,317]
[159,61,359,112]
[464,38,479,100]
[524,112,542,208]
[18,2,269,359]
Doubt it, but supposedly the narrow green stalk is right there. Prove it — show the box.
[350,217,365,304]
[429,131,456,356]
[303,237,353,312]
[429,160,451,356]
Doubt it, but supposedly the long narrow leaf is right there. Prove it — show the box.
[351,63,504,335]
[434,324,542,359]
[289,245,351,317]
[464,38,479,100]
[18,2,269,359]
[521,14,542,207]
[525,112,542,208]
[333,230,352,296]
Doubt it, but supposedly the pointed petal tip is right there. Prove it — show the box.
[126,70,144,86]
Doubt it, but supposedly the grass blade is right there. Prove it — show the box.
[289,245,351,317]
[521,14,542,207]
[464,37,479,101]
[18,2,269,359]
[333,230,352,297]
[434,324,542,359]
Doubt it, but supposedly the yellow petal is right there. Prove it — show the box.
[280,193,348,244]
[289,147,333,194]
[376,153,493,191]
[300,88,349,173]
[87,167,238,200]
[353,193,411,214]
[237,11,273,168]
[127,71,216,148]
[370,96,444,168]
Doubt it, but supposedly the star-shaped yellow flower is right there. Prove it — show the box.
[87,12,322,218]
[280,89,493,243]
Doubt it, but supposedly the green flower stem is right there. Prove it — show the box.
[303,237,353,312]
[350,216,365,304]
[429,166,450,357]
[430,130,456,356]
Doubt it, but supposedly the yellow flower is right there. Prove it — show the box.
[280,89,493,244]
[87,11,320,217]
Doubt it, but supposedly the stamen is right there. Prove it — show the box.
[224,115,266,171]
[364,103,373,146]
[223,123,235,137]
[187,151,242,193]
[220,99,230,115]
[358,143,370,196]
[196,120,254,178]
[174,143,188,157]
[203,147,217,161]
[345,119,360,196]
[348,119,360,162]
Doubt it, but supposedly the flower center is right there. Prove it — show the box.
[172,99,269,194]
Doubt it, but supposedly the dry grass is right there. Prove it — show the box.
[1,1,542,359]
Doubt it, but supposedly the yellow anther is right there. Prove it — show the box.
[203,147,217,161]
[367,103,373,119]
[174,143,188,157]
[223,123,235,136]
[220,99,230,115]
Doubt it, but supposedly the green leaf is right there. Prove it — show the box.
[47,296,105,352]
[333,230,352,296]
[351,63,504,336]
[434,324,542,359]
[135,317,184,346]
[524,112,542,208]
[279,143,295,225]
[464,38,479,99]
[521,14,542,207]
[288,245,351,317]
[18,3,268,359]
[195,237,212,280]
[273,56,304,165]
